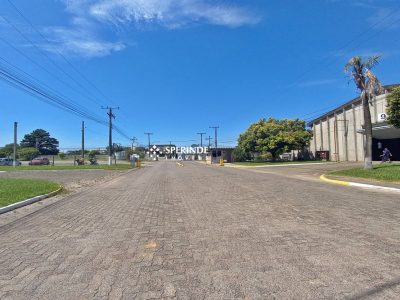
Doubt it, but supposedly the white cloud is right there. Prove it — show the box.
[290,79,338,88]
[65,0,260,28]
[41,0,259,58]
[43,26,125,58]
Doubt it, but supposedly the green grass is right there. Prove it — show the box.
[0,164,133,172]
[0,178,60,207]
[233,160,329,166]
[329,164,400,182]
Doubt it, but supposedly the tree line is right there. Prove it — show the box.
[0,129,59,160]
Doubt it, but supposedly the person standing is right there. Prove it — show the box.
[381,147,392,163]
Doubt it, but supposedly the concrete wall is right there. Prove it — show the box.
[310,94,387,162]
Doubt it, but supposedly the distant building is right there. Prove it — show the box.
[308,84,400,162]
[207,147,235,163]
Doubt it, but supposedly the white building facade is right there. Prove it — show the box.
[309,85,400,162]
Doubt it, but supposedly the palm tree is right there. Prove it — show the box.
[344,56,383,170]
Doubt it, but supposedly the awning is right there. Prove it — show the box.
[357,123,400,139]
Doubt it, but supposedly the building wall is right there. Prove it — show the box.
[310,94,387,162]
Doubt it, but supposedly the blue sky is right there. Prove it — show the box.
[0,0,399,149]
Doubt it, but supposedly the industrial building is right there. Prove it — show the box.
[308,84,400,162]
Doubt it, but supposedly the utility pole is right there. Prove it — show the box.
[102,106,119,166]
[209,126,219,161]
[13,122,17,168]
[197,132,206,147]
[81,121,85,160]
[144,132,153,159]
[206,136,212,149]
[130,137,137,150]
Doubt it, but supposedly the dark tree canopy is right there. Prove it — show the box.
[20,129,59,155]
[387,87,400,128]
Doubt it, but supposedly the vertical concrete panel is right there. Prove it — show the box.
[322,119,329,151]
[311,124,317,155]
[328,116,336,161]
[354,104,364,161]
[352,104,359,161]
[336,111,346,161]
[374,95,387,121]
[315,123,321,151]
[346,107,356,161]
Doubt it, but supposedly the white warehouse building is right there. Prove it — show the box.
[308,84,400,162]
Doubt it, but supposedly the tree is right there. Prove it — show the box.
[0,143,17,157]
[237,118,312,161]
[387,87,400,128]
[18,147,40,160]
[20,129,59,155]
[232,147,250,162]
[345,56,383,170]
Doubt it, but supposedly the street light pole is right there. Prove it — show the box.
[209,126,219,162]
[13,122,17,168]
[130,137,137,150]
[81,121,85,160]
[197,132,206,147]
[144,132,154,159]
[206,136,212,149]
[102,106,119,166]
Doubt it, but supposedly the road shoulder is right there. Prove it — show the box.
[321,174,400,193]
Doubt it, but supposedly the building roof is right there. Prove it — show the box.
[307,84,400,127]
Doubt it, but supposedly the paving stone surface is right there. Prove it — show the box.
[1,161,400,299]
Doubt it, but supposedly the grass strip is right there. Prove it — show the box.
[0,164,133,172]
[233,160,328,166]
[329,164,400,182]
[0,178,60,207]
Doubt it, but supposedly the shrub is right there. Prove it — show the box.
[387,87,400,128]
[18,147,40,161]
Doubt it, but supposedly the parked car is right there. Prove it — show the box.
[0,158,22,166]
[29,157,50,165]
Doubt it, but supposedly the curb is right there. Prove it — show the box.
[226,162,334,168]
[320,175,400,193]
[0,186,63,215]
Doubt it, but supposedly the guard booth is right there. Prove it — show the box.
[208,147,235,164]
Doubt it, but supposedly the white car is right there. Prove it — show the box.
[0,158,22,166]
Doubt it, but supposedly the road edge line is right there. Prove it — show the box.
[0,186,63,215]
[320,174,400,193]
[320,174,350,186]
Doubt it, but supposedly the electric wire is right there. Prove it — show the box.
[0,58,131,140]
[1,15,106,108]
[6,0,133,122]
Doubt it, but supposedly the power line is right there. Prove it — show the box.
[0,34,105,107]
[0,58,131,141]
[0,61,106,125]
[261,6,400,118]
[286,5,400,90]
[6,0,134,122]
[0,15,106,108]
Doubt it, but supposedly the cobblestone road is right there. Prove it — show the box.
[1,162,400,299]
